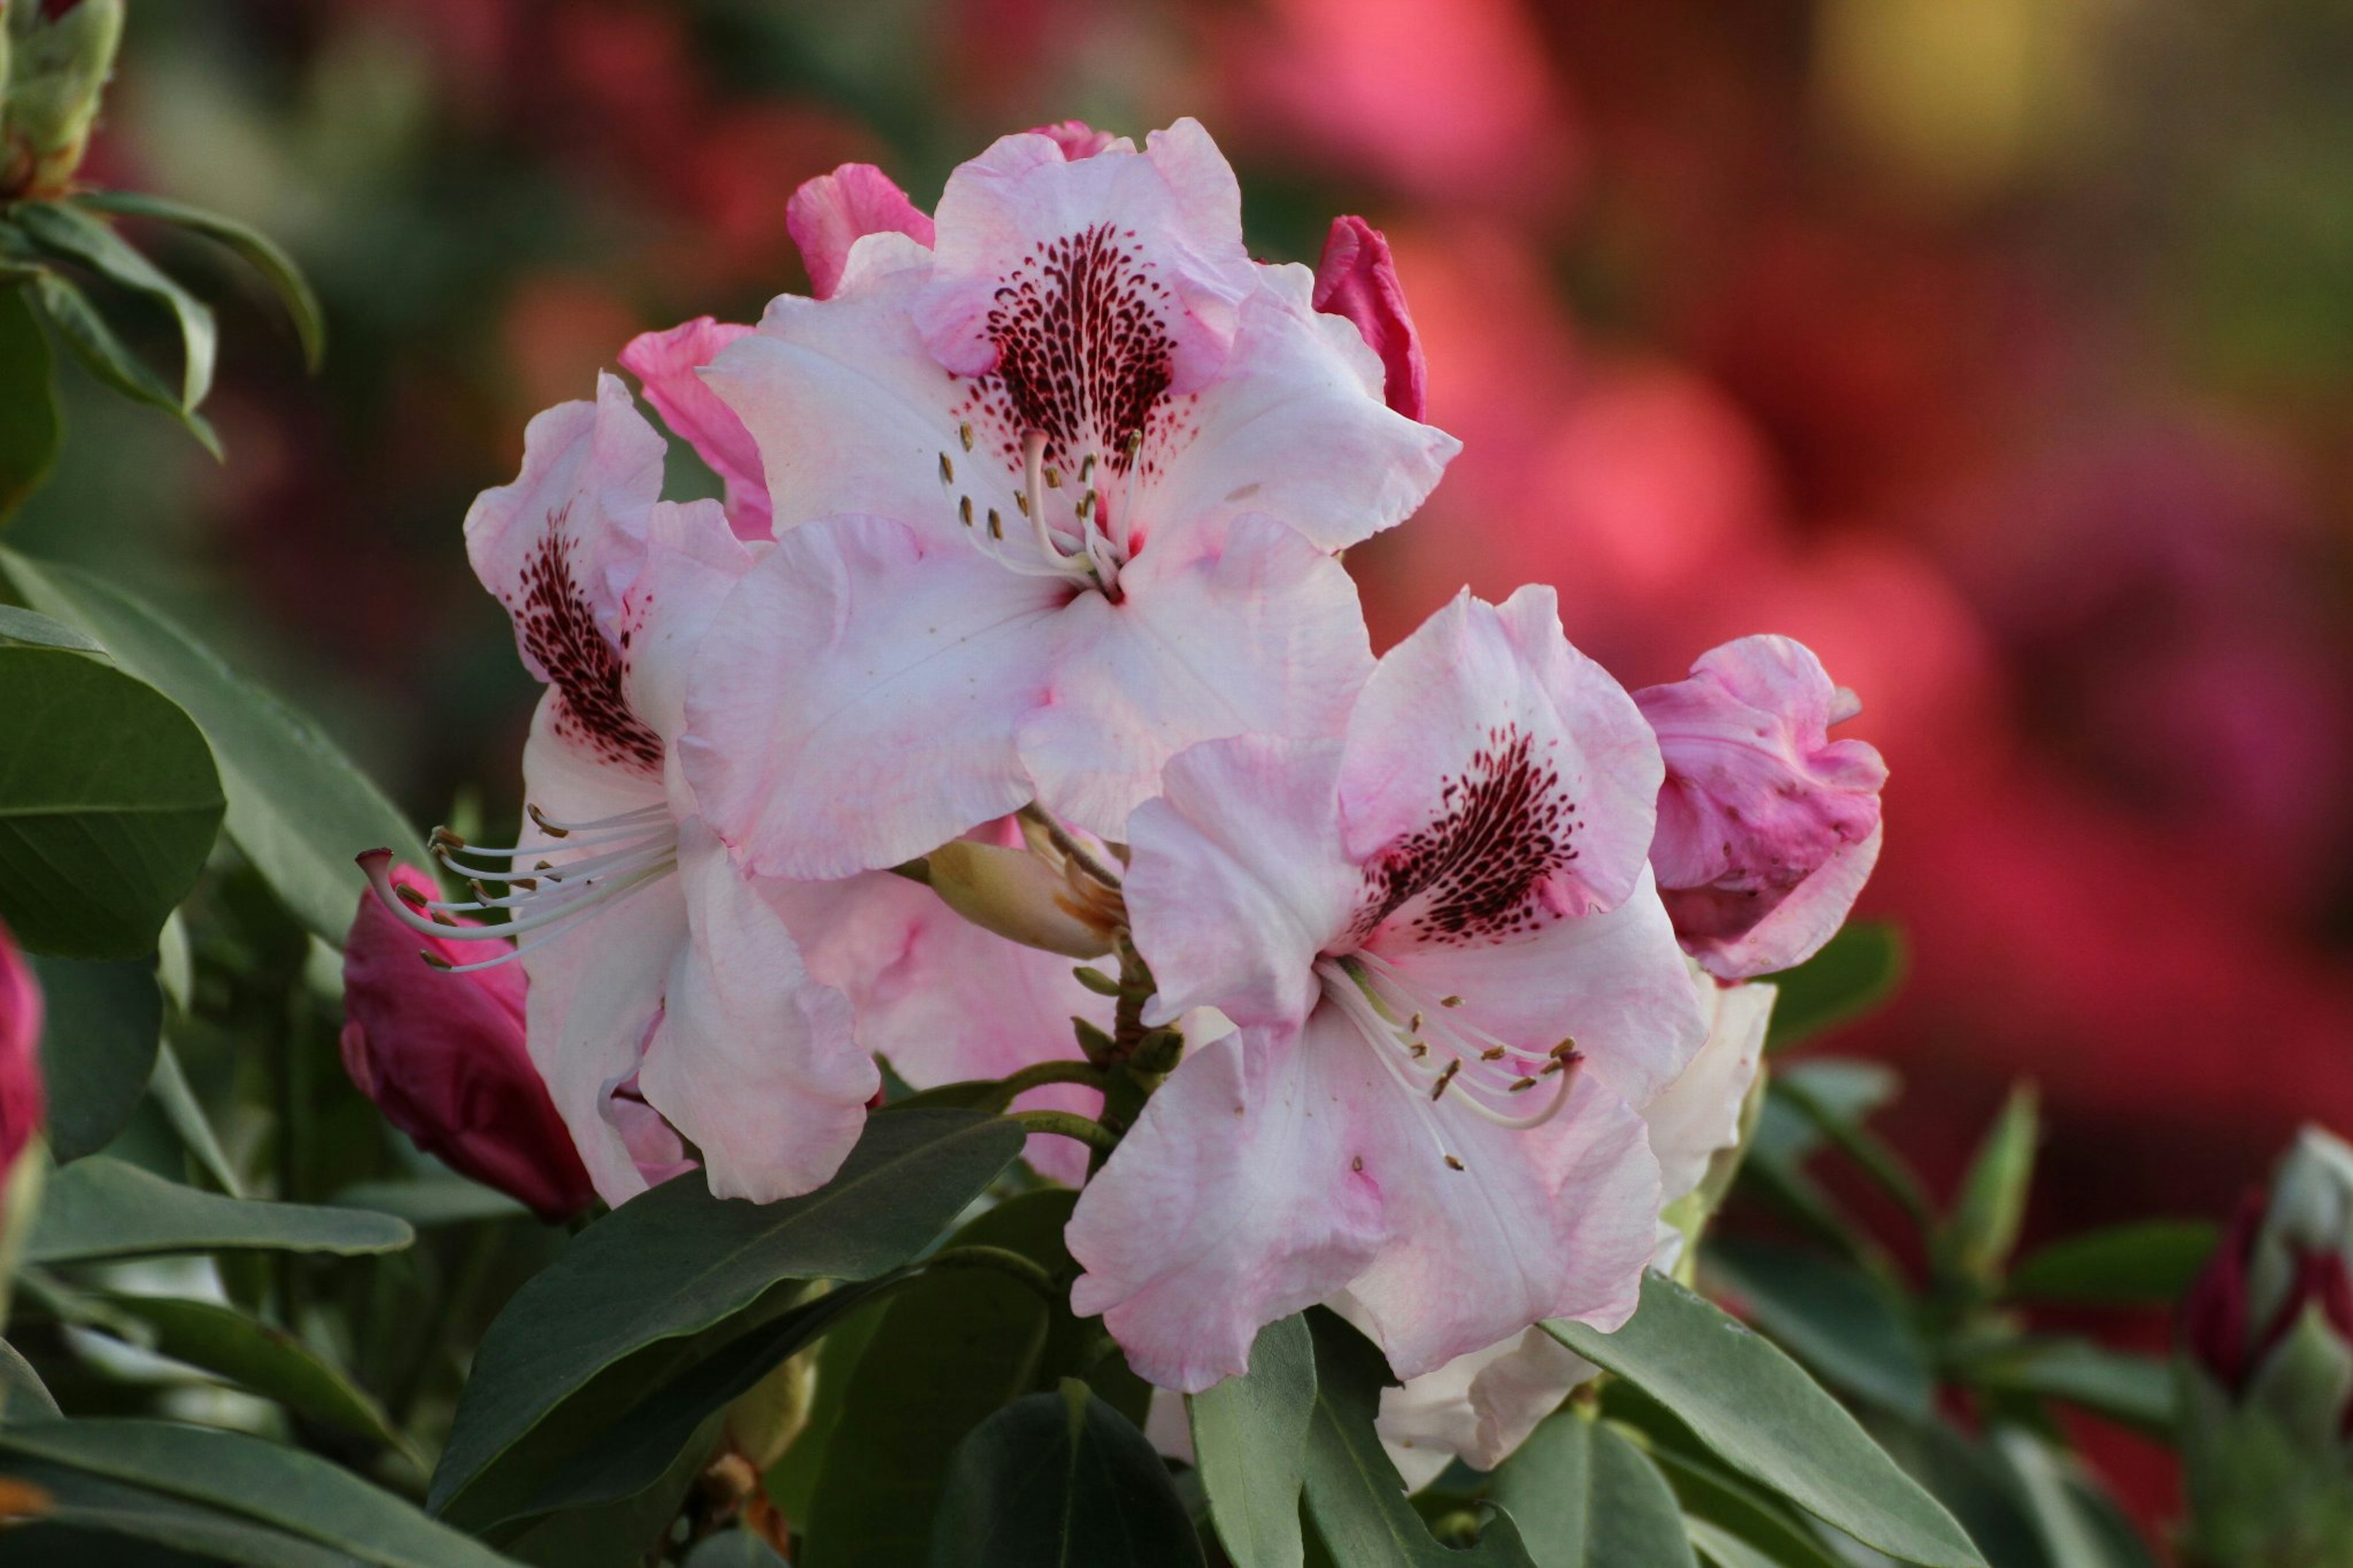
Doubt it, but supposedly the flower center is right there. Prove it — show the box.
[1314,952,1582,1162]
[361,802,680,973]
[937,426,1135,596]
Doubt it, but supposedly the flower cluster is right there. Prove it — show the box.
[350,119,1884,1474]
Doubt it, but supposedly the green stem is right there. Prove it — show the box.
[924,1244,1060,1301]
[1012,1108,1121,1156]
[987,1058,1110,1108]
[1776,1078,1935,1234]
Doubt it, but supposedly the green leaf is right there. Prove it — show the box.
[1960,1341,2175,1436]
[1488,1410,1699,1568]
[431,1109,1022,1530]
[1300,1311,1538,1568]
[24,1156,413,1263]
[0,1335,62,1417]
[0,1460,357,1568]
[1934,1084,2039,1290]
[100,1292,409,1452]
[0,284,61,523]
[800,1187,1151,1568]
[927,1379,1204,1568]
[1190,1314,1316,1568]
[496,1410,725,1568]
[26,270,221,455]
[1860,1415,2055,1568]
[1544,1273,1986,1567]
[148,1040,243,1196]
[1,550,433,944]
[1765,923,1906,1051]
[75,190,327,372]
[0,1420,518,1567]
[0,605,102,652]
[331,1175,528,1228]
[1703,1240,1934,1419]
[0,645,224,960]
[2006,1221,2219,1307]
[1645,1445,1844,1568]
[766,1297,887,1524]
[15,202,216,412]
[1988,1428,2157,1568]
[1684,1517,1787,1568]
[26,953,159,1162]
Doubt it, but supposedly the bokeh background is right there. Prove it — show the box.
[17,0,2353,1536]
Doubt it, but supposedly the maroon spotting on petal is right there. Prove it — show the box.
[1313,215,1428,422]
[340,863,596,1223]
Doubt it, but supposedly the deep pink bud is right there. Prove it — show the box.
[339,862,594,1223]
[1636,635,1888,979]
[1028,119,1118,161]
[784,162,934,301]
[2184,1193,2264,1391]
[0,917,47,1171]
[1311,216,1428,422]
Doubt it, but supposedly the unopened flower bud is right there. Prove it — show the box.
[0,917,48,1303]
[340,862,596,1224]
[2179,1127,2353,1567]
[922,839,1115,960]
[1,0,121,199]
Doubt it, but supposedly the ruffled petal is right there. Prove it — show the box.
[637,824,873,1203]
[1067,1018,1387,1392]
[1142,271,1458,553]
[1028,119,1121,161]
[616,498,757,744]
[1355,1317,1594,1487]
[1018,512,1374,839]
[1341,1062,1659,1379]
[1342,585,1661,939]
[1123,735,1360,1032]
[1312,216,1427,422]
[619,318,770,540]
[1644,971,1773,1203]
[1637,635,1887,979]
[1374,866,1705,1111]
[786,162,936,302]
[680,513,1067,879]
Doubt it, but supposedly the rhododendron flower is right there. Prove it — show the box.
[1367,968,1773,1485]
[0,917,45,1175]
[363,375,873,1205]
[1066,587,1704,1392]
[340,865,596,1222]
[684,119,1459,878]
[1637,635,1887,979]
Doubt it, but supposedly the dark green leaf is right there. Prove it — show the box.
[0,284,61,522]
[1989,1428,2157,1568]
[15,202,216,411]
[432,1110,1022,1528]
[1544,1273,1985,1567]
[25,1156,413,1263]
[0,1420,518,1567]
[100,1293,408,1452]
[1,550,432,944]
[0,645,223,960]
[1646,1445,1844,1568]
[927,1379,1204,1568]
[497,1409,726,1568]
[1860,1415,2052,1568]
[0,1336,62,1417]
[1703,1240,1934,1419]
[148,1040,243,1196]
[1934,1085,2039,1290]
[1300,1311,1538,1568]
[331,1176,528,1228]
[2006,1221,2219,1308]
[26,954,159,1162]
[1488,1409,1698,1568]
[800,1186,1150,1568]
[1684,1518,1786,1568]
[1960,1341,2175,1436]
[0,605,102,652]
[1190,1314,1316,1568]
[26,271,220,455]
[765,1297,887,1524]
[0,1459,354,1568]
[75,190,327,372]
[1765,923,1906,1051]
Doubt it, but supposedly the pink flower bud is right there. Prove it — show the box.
[784,162,934,301]
[1312,215,1428,422]
[1028,119,1118,161]
[340,860,594,1223]
[1635,635,1887,979]
[2186,1133,2353,1408]
[0,917,47,1172]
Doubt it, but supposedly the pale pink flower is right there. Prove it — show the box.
[364,375,874,1206]
[1637,635,1888,979]
[1066,587,1703,1392]
[619,317,770,540]
[1365,969,1773,1485]
[1313,216,1426,420]
[686,119,1459,878]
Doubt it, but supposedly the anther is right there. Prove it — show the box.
[1444,1154,1465,1171]
[1441,995,1464,1008]
[959,422,974,452]
[1045,467,1062,489]
[1509,1077,1538,1093]
[939,452,955,484]
[1430,1059,1461,1101]
[1408,1042,1428,1059]
[1480,1046,1507,1061]
[394,883,430,911]
[987,509,1004,540]
[526,805,569,838]
[960,496,974,526]
[1409,1012,1423,1033]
